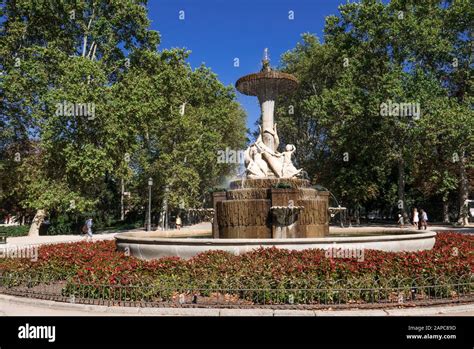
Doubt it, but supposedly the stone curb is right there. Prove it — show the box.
[0,294,473,316]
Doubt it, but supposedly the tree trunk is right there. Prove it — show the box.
[398,158,407,219]
[354,204,360,226]
[28,209,46,237]
[144,209,149,230]
[458,154,469,225]
[120,178,124,221]
[442,198,450,223]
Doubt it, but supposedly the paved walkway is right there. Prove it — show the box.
[330,224,474,234]
[3,222,472,249]
[146,222,212,237]
[3,231,118,248]
[2,223,212,248]
[0,294,472,316]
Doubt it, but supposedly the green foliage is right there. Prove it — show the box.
[278,0,473,220]
[0,233,471,304]
[0,0,246,228]
[0,225,29,237]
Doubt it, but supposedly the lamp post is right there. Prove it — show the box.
[147,177,153,232]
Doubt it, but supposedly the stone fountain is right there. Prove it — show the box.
[213,49,329,239]
[115,50,436,260]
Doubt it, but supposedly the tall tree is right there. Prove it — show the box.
[278,0,472,222]
[0,0,246,234]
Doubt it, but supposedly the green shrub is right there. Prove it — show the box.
[96,221,143,232]
[0,225,29,237]
[208,187,226,193]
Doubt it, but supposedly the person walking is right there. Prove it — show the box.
[412,208,419,228]
[419,209,428,230]
[176,215,182,230]
[85,217,93,240]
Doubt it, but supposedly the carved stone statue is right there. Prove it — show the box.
[244,126,302,179]
[245,144,268,178]
[280,144,302,178]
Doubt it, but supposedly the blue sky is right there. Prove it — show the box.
[147,0,345,131]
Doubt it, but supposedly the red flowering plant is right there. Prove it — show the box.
[0,232,472,304]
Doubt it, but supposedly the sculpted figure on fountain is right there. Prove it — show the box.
[244,125,302,179]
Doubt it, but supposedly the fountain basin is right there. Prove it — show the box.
[214,178,330,239]
[115,230,436,260]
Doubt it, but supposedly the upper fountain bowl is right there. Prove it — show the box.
[235,70,299,96]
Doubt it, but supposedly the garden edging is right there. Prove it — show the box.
[1,294,473,316]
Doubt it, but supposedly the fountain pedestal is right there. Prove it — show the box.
[215,178,329,239]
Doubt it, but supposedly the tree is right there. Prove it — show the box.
[278,0,472,222]
[0,0,246,234]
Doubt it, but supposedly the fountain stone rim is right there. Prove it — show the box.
[115,230,437,260]
[116,230,436,245]
[235,70,299,96]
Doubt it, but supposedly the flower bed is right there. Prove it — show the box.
[0,233,472,304]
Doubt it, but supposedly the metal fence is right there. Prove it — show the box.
[0,273,472,309]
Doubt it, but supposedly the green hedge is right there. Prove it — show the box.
[45,219,143,235]
[0,225,29,237]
